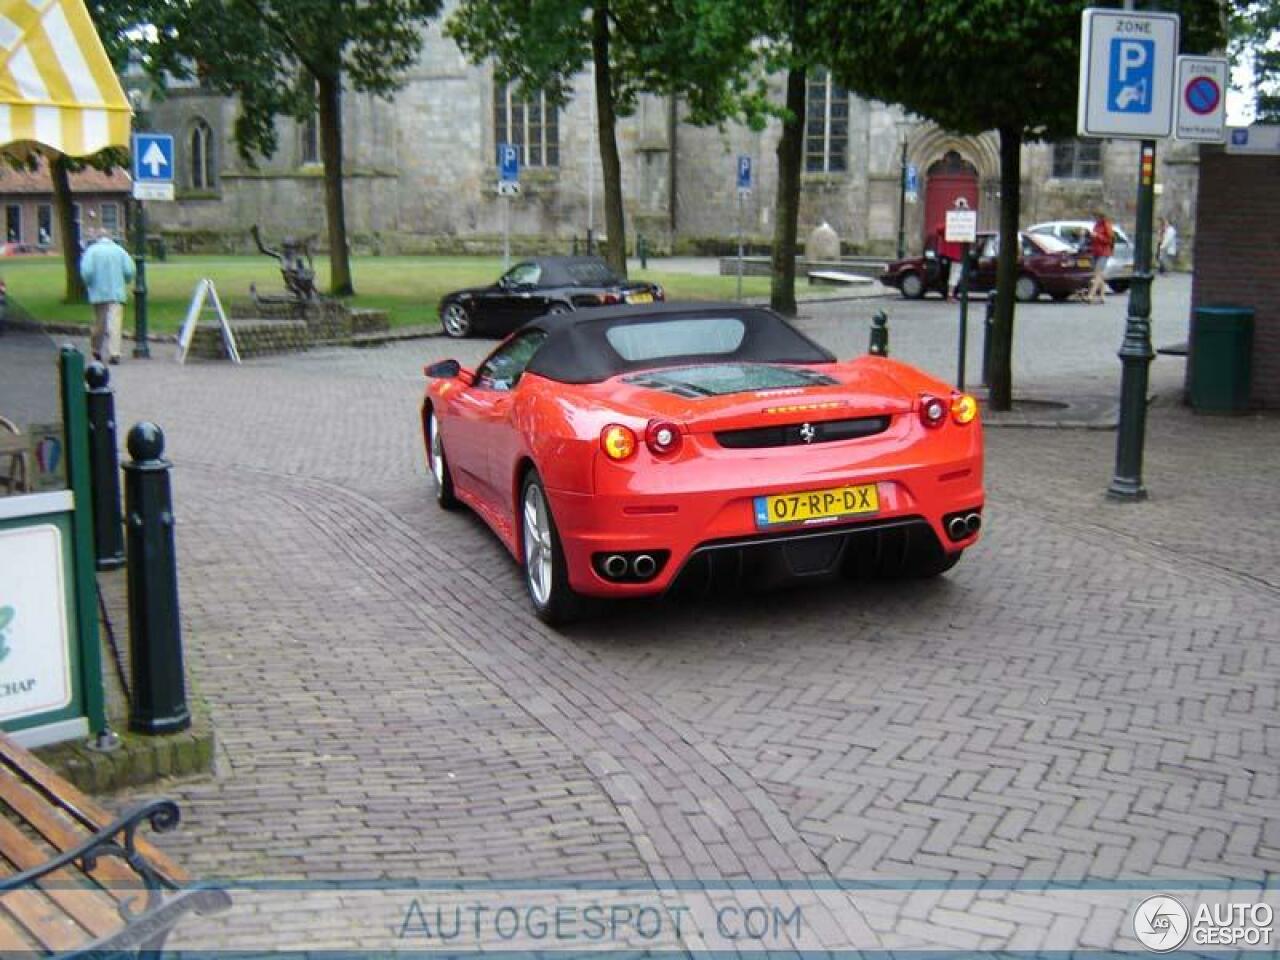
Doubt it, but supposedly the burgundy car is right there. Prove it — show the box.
[879,231,1093,302]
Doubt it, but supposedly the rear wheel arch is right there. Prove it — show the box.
[513,457,537,520]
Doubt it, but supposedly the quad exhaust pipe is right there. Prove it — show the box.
[632,554,657,579]
[603,554,629,579]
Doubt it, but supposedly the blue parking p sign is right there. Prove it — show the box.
[498,143,519,183]
[736,155,751,192]
[1109,38,1154,113]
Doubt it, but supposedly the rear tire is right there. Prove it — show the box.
[520,471,580,625]
[442,302,472,338]
[1015,274,1040,302]
[545,302,572,315]
[909,548,963,578]
[900,272,925,299]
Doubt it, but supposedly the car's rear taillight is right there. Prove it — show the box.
[601,424,637,460]
[644,419,682,456]
[919,394,947,428]
[598,292,622,305]
[951,393,978,425]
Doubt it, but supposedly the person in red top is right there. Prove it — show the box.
[1086,211,1115,304]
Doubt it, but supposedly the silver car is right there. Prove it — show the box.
[1025,220,1134,293]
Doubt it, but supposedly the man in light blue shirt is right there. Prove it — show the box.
[79,230,136,363]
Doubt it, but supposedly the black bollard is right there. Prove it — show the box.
[639,234,648,270]
[572,235,579,256]
[586,228,595,256]
[123,422,191,734]
[868,311,889,357]
[982,292,996,387]
[85,362,125,570]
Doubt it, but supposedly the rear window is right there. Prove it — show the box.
[605,317,745,362]
[1028,233,1073,254]
[565,261,620,286]
[524,308,836,384]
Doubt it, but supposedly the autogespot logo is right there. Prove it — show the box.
[1134,896,1190,952]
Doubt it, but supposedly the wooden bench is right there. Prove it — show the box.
[0,733,230,956]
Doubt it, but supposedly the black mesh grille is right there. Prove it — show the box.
[715,415,891,449]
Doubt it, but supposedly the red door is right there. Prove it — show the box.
[923,151,979,254]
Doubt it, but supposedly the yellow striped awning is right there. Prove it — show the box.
[0,0,130,156]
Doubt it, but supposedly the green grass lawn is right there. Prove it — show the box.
[2,254,776,334]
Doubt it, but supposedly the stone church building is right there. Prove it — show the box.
[145,20,1199,258]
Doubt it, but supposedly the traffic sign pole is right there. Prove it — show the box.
[956,242,970,391]
[735,156,751,301]
[736,191,744,301]
[1108,139,1157,501]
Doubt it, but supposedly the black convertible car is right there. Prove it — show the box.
[439,256,664,338]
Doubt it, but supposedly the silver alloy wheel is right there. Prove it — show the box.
[901,272,924,299]
[442,303,470,338]
[523,482,553,606]
[429,412,444,492]
[1015,275,1039,302]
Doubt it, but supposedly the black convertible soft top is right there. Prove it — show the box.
[516,256,622,288]
[521,303,836,384]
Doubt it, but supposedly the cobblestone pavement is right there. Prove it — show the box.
[90,276,1279,949]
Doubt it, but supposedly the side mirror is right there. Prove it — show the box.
[424,359,461,379]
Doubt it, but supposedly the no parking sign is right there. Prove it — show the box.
[1175,56,1228,143]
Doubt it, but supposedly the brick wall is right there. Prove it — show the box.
[1191,150,1280,408]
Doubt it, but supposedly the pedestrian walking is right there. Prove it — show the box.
[1086,211,1114,304]
[1157,217,1178,274]
[79,229,135,364]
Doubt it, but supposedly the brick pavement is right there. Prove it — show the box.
[89,290,1280,949]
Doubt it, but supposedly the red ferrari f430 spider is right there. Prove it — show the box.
[422,304,983,624]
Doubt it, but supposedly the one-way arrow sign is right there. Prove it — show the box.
[142,141,168,177]
[132,133,175,201]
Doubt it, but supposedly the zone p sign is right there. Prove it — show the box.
[1078,8,1179,139]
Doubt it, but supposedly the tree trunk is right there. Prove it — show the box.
[988,124,1022,411]
[317,71,354,296]
[770,62,806,316]
[51,154,87,303]
[592,1,627,277]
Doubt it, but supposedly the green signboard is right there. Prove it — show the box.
[0,336,105,746]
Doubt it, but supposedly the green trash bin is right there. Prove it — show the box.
[1189,305,1254,413]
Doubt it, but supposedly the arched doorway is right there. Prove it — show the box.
[923,150,979,248]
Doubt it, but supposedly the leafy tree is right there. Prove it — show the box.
[752,0,827,317]
[145,0,443,295]
[1229,1,1280,121]
[448,0,767,277]
[822,0,1223,410]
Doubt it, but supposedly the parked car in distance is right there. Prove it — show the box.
[439,256,664,339]
[422,303,984,625]
[1025,220,1134,293]
[879,231,1093,302]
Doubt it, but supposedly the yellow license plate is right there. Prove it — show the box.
[1077,257,1093,268]
[754,484,879,527]
[627,292,654,304]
